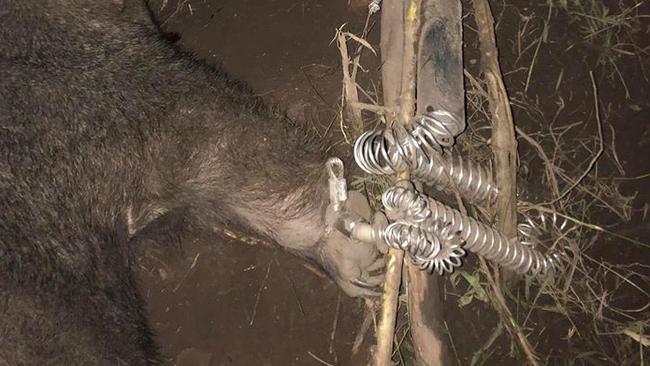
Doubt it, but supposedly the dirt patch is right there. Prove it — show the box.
[137,228,372,365]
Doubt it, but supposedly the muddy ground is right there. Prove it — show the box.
[138,0,650,365]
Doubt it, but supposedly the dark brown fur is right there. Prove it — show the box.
[0,1,382,364]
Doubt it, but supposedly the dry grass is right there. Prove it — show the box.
[460,1,649,363]
[556,0,650,97]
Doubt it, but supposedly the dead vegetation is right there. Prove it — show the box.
[457,1,649,364]
[342,0,649,365]
[557,0,650,97]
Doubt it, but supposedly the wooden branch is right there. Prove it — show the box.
[337,31,364,138]
[349,101,395,115]
[472,0,517,240]
[472,0,517,289]
[471,1,540,365]
[397,1,420,125]
[373,245,404,366]
[406,267,447,366]
[407,0,465,362]
[380,0,405,118]
[373,2,405,365]
[373,1,420,365]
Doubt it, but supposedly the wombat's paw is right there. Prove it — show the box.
[320,231,385,297]
[319,191,385,297]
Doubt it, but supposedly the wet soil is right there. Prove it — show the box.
[138,0,650,365]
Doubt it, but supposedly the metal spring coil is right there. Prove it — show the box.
[352,109,567,276]
[354,112,497,204]
[411,110,465,147]
[382,183,466,274]
[442,153,497,203]
[383,183,563,277]
[383,223,441,271]
[518,209,572,246]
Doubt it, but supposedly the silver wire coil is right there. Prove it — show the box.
[354,112,497,204]
[518,209,572,246]
[434,152,497,203]
[383,183,563,277]
[383,222,465,274]
[413,110,465,147]
[382,183,466,274]
[352,109,566,277]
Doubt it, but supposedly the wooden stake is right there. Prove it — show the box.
[374,1,421,366]
[471,1,540,365]
[408,0,465,362]
[471,0,518,244]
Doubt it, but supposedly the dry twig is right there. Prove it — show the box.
[337,30,364,137]
[471,0,539,364]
